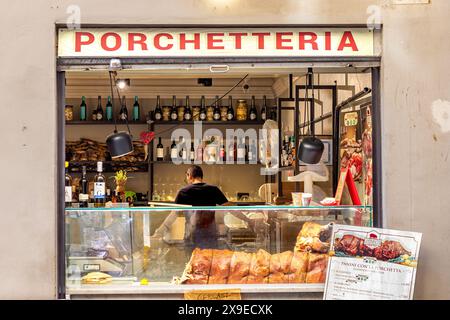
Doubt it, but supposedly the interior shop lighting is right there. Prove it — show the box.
[106,59,134,158]
[298,68,324,165]
[115,79,130,89]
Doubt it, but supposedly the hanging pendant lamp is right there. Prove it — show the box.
[298,68,324,165]
[106,130,133,158]
[106,66,134,158]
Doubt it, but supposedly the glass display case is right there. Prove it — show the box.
[65,205,372,298]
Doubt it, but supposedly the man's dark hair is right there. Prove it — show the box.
[187,165,203,179]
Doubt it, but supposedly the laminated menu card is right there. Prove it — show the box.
[324,224,422,300]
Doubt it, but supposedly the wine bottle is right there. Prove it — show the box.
[170,95,178,121]
[248,139,257,162]
[93,161,106,207]
[220,138,226,162]
[199,96,207,121]
[91,101,97,120]
[156,137,164,161]
[249,96,258,121]
[106,96,113,121]
[79,165,89,207]
[196,140,203,162]
[184,96,192,121]
[119,96,128,121]
[227,96,234,121]
[237,138,246,162]
[180,137,187,161]
[228,139,235,162]
[170,140,178,160]
[290,136,296,164]
[132,96,140,121]
[65,161,73,207]
[154,95,162,121]
[106,188,112,202]
[190,142,195,162]
[213,95,221,121]
[80,96,87,121]
[96,96,104,121]
[270,105,277,121]
[261,95,267,121]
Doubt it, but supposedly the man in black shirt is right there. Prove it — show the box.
[175,165,228,207]
[153,165,253,249]
[175,165,228,249]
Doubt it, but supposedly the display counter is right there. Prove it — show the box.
[65,205,372,299]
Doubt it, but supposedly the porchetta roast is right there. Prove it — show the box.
[180,222,332,284]
[334,235,411,261]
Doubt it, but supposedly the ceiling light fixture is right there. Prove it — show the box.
[115,79,130,89]
[105,59,134,159]
[298,68,324,164]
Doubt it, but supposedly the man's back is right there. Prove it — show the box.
[175,182,228,207]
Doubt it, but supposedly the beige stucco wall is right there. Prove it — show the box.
[0,0,448,299]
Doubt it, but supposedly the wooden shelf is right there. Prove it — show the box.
[68,161,148,173]
[150,160,261,165]
[151,120,265,126]
[66,121,149,125]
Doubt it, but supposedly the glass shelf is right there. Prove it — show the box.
[65,205,372,212]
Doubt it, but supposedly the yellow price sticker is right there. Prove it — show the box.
[184,289,241,300]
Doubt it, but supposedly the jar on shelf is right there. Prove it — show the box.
[206,106,214,121]
[220,106,228,121]
[177,106,185,121]
[65,105,74,121]
[162,106,171,121]
[192,106,200,121]
[236,99,248,121]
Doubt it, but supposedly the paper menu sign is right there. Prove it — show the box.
[324,224,422,300]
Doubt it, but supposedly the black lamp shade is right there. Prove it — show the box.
[106,131,134,158]
[298,137,324,164]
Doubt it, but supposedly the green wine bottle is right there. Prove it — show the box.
[80,96,87,121]
[106,96,113,121]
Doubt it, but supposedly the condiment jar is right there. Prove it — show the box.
[65,105,74,121]
[236,99,248,121]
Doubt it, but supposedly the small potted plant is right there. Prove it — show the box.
[114,170,128,202]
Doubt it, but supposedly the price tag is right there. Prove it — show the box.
[344,112,358,127]
[184,289,241,300]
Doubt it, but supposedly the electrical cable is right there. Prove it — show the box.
[109,71,133,137]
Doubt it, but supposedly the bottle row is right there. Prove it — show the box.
[152,95,274,122]
[65,95,141,122]
[64,161,141,207]
[155,136,258,163]
[65,161,107,207]
[65,95,277,122]
[281,134,297,167]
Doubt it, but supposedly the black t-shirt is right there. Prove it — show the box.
[175,183,228,206]
[175,183,228,229]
